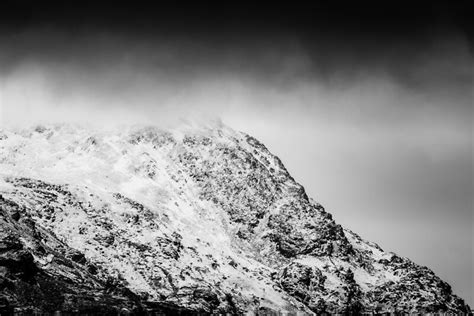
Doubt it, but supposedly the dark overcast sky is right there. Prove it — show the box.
[0,1,472,94]
[0,0,473,306]
[0,1,471,31]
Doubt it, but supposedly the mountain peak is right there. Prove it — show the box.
[0,123,470,314]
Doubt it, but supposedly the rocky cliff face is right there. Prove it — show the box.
[0,123,470,314]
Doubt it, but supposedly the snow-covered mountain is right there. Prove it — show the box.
[0,123,470,314]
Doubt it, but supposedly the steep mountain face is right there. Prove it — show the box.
[0,124,470,314]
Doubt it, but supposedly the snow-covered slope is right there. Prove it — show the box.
[0,123,470,314]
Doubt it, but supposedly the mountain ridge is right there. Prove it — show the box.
[0,123,470,314]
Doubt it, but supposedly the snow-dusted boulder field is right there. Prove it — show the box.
[0,123,470,314]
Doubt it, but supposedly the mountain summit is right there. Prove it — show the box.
[0,124,470,314]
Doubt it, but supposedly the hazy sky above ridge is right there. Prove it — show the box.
[0,1,472,305]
